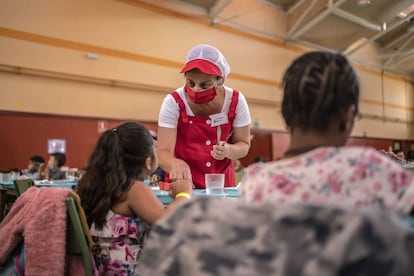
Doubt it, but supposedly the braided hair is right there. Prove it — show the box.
[77,121,155,229]
[281,51,359,132]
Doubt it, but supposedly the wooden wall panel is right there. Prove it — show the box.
[271,131,290,160]
[244,131,414,167]
[0,111,157,171]
[240,129,273,166]
[1,111,413,172]
[346,137,393,151]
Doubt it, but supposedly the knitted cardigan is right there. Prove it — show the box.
[0,187,71,275]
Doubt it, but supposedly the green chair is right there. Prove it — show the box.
[235,170,245,186]
[65,192,95,276]
[13,179,35,196]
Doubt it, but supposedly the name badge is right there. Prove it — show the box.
[209,113,228,127]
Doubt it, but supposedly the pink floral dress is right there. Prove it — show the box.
[239,146,414,214]
[90,210,150,275]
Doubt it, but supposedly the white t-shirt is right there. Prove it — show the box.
[158,86,251,128]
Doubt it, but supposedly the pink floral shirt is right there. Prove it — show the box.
[90,210,150,276]
[239,146,414,214]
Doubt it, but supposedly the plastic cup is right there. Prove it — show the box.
[66,170,76,181]
[158,181,171,191]
[205,173,225,195]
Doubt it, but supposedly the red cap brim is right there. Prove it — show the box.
[180,59,222,77]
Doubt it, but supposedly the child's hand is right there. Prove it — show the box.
[38,164,47,180]
[169,179,193,198]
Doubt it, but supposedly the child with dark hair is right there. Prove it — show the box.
[22,155,45,180]
[44,152,66,180]
[76,121,192,275]
[148,130,166,183]
[240,51,414,215]
[407,149,414,162]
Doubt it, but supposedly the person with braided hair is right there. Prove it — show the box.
[239,51,414,215]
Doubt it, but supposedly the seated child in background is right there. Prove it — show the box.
[76,121,192,275]
[22,155,45,180]
[148,130,166,184]
[43,152,66,180]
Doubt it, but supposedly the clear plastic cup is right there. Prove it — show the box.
[205,173,225,195]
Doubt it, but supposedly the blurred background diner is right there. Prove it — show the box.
[148,130,166,185]
[21,155,45,180]
[42,152,67,180]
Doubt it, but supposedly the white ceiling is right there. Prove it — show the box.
[136,0,414,79]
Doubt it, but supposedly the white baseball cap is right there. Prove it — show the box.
[180,44,230,80]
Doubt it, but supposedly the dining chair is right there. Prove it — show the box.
[13,179,35,196]
[234,170,244,186]
[0,188,6,220]
[0,188,96,275]
[65,192,96,276]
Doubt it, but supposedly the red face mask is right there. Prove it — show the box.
[185,84,217,104]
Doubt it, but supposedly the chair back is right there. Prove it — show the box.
[65,192,95,276]
[13,179,35,196]
[234,170,244,186]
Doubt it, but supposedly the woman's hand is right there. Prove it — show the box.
[211,142,229,160]
[169,159,192,181]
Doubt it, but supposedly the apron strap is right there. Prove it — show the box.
[171,91,189,123]
[228,90,239,124]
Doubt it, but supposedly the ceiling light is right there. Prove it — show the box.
[86,53,99,60]
[399,4,414,18]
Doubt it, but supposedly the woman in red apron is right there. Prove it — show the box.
[157,44,251,189]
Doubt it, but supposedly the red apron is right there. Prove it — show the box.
[169,90,239,189]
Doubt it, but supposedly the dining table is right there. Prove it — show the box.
[0,180,239,222]
[0,179,78,222]
[154,187,239,205]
